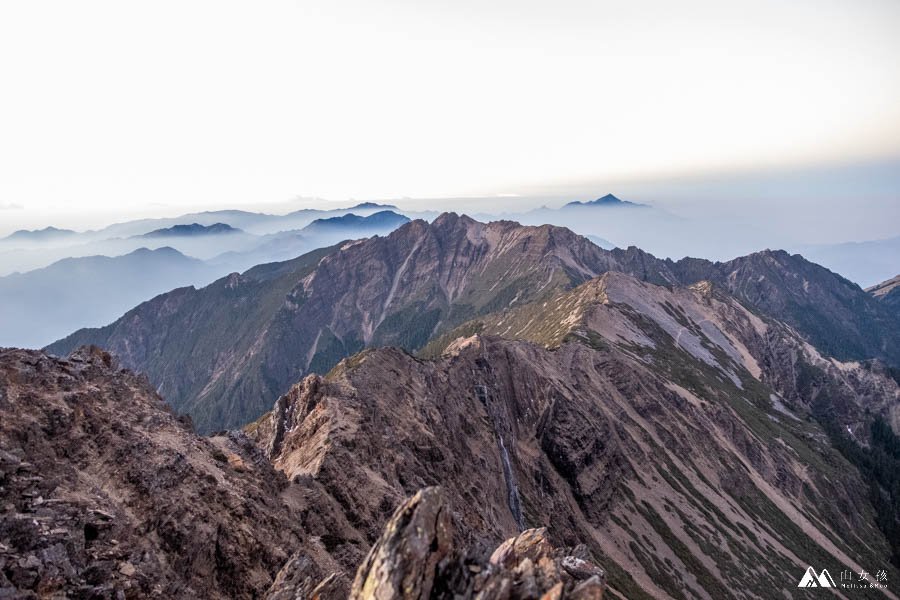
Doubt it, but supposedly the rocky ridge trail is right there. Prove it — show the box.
[426,271,900,433]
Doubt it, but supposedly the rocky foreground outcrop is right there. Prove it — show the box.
[0,347,331,598]
[300,487,606,600]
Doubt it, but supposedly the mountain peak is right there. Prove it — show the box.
[431,211,464,224]
[429,211,478,231]
[563,194,645,208]
[303,210,410,232]
[126,246,188,258]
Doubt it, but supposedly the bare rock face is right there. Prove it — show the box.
[0,347,330,599]
[348,487,605,600]
[349,487,452,599]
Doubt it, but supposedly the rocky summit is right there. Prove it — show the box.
[0,347,314,599]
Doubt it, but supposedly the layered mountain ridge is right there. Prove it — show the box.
[0,247,217,349]
[49,214,634,431]
[138,222,242,238]
[48,214,900,433]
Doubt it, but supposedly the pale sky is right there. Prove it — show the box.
[1,0,900,234]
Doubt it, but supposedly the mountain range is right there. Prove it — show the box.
[2,211,899,599]
[0,203,406,276]
[5,208,900,596]
[0,211,411,348]
[48,214,900,433]
[1,226,78,243]
[80,201,401,238]
[3,195,895,286]
[45,214,651,430]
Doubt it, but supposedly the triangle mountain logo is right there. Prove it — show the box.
[798,566,836,587]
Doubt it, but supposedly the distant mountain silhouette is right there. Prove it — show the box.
[0,247,216,348]
[347,201,399,211]
[2,226,78,242]
[563,193,647,208]
[794,235,900,287]
[138,222,242,238]
[302,210,409,233]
